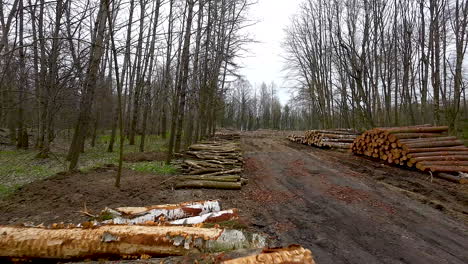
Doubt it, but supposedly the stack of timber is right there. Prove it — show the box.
[287,134,306,144]
[101,200,240,226]
[0,200,284,262]
[175,133,245,190]
[289,129,359,149]
[352,125,468,183]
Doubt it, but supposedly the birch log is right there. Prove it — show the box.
[0,225,268,260]
[104,200,221,224]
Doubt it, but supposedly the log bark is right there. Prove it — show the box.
[0,225,267,260]
[178,176,240,182]
[405,146,468,153]
[437,173,468,184]
[408,151,468,158]
[222,245,315,264]
[175,181,242,190]
[411,155,468,163]
[384,126,449,134]
[169,209,238,225]
[419,165,468,173]
[104,200,221,224]
[98,246,315,264]
[403,140,464,150]
[398,136,458,143]
[390,133,446,139]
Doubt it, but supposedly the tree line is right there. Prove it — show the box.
[0,0,253,181]
[283,0,468,131]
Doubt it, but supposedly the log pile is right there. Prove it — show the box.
[175,133,245,189]
[288,129,359,149]
[0,200,280,262]
[352,125,468,183]
[101,200,240,226]
[287,134,306,144]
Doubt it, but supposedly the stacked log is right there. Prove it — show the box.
[175,133,245,189]
[289,129,359,149]
[352,125,468,183]
[287,134,305,144]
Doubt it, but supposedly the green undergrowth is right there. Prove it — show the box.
[126,161,178,175]
[461,119,468,146]
[0,134,168,199]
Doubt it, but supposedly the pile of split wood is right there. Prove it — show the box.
[175,133,245,190]
[352,125,468,183]
[288,129,360,149]
[0,200,316,263]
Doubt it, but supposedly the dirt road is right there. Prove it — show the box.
[240,132,468,264]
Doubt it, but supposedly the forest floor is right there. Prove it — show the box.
[0,134,171,198]
[0,130,467,263]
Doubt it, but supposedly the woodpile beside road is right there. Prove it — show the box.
[352,125,468,183]
[0,199,319,263]
[174,132,246,190]
[288,129,360,149]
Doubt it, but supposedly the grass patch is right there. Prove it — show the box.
[127,161,178,175]
[0,184,15,199]
[0,134,168,199]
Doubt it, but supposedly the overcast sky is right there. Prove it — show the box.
[238,0,303,105]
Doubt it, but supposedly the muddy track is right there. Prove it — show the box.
[241,133,468,264]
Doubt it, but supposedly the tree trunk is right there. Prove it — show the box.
[68,0,109,170]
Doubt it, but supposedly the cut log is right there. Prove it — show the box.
[156,245,316,264]
[408,151,468,158]
[385,126,449,134]
[194,168,242,177]
[419,165,468,173]
[322,138,355,143]
[189,168,223,175]
[169,209,239,225]
[175,180,242,190]
[390,133,446,139]
[416,160,468,167]
[178,176,241,182]
[103,200,221,224]
[403,140,464,149]
[398,136,458,143]
[405,146,468,153]
[437,173,468,184]
[411,155,468,163]
[0,225,267,260]
[222,245,316,264]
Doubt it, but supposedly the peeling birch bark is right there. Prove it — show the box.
[169,209,238,225]
[103,200,221,225]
